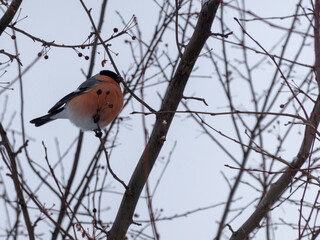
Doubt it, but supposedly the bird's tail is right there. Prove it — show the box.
[30,108,63,127]
[30,113,56,127]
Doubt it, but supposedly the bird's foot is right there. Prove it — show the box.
[94,129,102,138]
[93,113,100,123]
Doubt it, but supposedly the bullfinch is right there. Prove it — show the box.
[30,70,123,136]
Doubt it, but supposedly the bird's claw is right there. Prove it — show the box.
[94,129,102,138]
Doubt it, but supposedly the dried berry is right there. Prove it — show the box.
[101,59,107,67]
[113,28,118,33]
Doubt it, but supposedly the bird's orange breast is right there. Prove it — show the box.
[68,80,123,128]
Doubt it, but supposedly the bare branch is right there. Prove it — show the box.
[108,1,221,239]
[0,0,23,35]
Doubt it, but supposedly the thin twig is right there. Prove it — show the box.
[98,137,128,190]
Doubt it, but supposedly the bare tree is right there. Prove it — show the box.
[1,0,320,240]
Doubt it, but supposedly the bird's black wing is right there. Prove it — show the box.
[48,77,101,113]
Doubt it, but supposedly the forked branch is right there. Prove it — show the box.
[107,0,221,239]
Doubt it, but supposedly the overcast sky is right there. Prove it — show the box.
[0,1,316,239]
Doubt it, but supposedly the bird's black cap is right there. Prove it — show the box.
[100,70,121,84]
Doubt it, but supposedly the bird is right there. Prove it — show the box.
[30,70,123,137]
